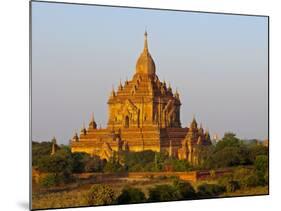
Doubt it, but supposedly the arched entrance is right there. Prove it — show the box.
[124,116,129,128]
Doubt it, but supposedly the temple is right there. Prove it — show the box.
[70,32,212,165]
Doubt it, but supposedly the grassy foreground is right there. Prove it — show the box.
[32,176,268,210]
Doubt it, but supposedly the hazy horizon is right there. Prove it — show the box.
[31,2,268,144]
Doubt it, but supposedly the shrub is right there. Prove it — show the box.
[197,183,225,198]
[242,174,260,188]
[39,172,74,187]
[39,173,58,188]
[71,152,89,173]
[103,159,125,173]
[123,150,156,171]
[173,180,196,199]
[84,155,105,172]
[225,180,240,192]
[249,145,268,163]
[164,159,192,171]
[218,175,240,192]
[32,141,53,166]
[117,187,146,204]
[85,184,115,205]
[233,167,252,181]
[37,148,73,174]
[233,167,261,188]
[148,184,181,202]
[254,155,268,174]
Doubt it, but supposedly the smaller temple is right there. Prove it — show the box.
[178,118,212,165]
[51,137,58,156]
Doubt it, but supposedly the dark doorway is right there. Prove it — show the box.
[125,116,129,128]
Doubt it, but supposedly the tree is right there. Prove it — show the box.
[255,155,268,173]
[123,150,156,171]
[218,175,240,192]
[85,184,115,205]
[117,187,146,204]
[248,143,268,163]
[84,155,105,172]
[38,173,58,188]
[71,152,89,173]
[215,133,241,152]
[32,141,53,166]
[103,157,125,173]
[36,147,73,184]
[148,184,181,202]
[233,167,260,188]
[164,159,192,172]
[208,147,241,168]
[204,132,255,168]
[37,147,73,174]
[254,155,269,185]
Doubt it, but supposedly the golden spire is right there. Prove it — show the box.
[111,85,116,97]
[81,122,87,135]
[174,88,180,100]
[91,112,95,122]
[73,131,79,142]
[118,79,123,90]
[51,137,57,156]
[190,115,198,129]
[136,30,156,75]
[144,30,148,51]
[167,82,172,93]
[89,112,97,129]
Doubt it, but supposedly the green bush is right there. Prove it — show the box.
[204,133,258,169]
[234,167,261,188]
[39,173,58,188]
[103,160,125,173]
[233,167,252,180]
[123,150,155,170]
[240,173,260,188]
[254,155,268,176]
[164,159,192,171]
[148,184,181,202]
[117,187,146,204]
[218,175,240,192]
[84,155,105,172]
[37,147,73,174]
[85,184,115,205]
[197,183,225,198]
[249,145,268,163]
[173,179,196,199]
[227,180,240,192]
[71,152,89,173]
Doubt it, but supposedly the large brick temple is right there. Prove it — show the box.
[70,32,212,165]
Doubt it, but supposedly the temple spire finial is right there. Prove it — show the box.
[144,29,148,51]
[91,112,95,122]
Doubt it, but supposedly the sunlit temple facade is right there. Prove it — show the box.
[70,32,212,165]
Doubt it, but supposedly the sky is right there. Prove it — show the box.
[31,1,268,144]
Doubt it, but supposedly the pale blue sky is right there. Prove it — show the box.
[31,1,268,144]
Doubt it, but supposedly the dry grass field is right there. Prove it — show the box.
[32,176,268,210]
